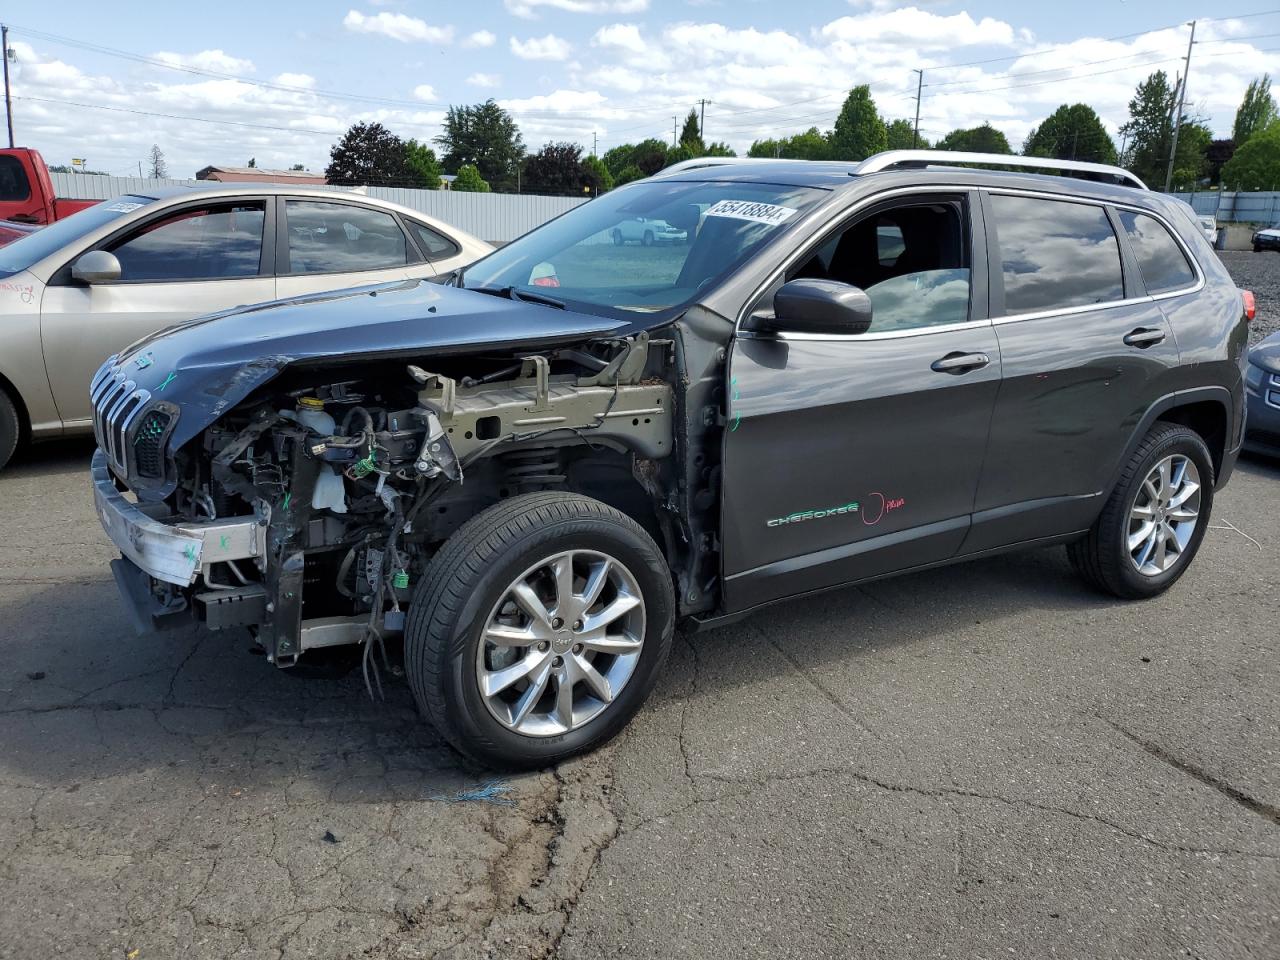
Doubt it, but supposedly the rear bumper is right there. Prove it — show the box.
[1244,368,1280,458]
[92,448,264,586]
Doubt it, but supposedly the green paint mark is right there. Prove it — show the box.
[157,371,177,391]
[183,544,198,564]
[392,570,409,589]
[282,492,291,510]
[729,376,741,432]
[220,535,230,550]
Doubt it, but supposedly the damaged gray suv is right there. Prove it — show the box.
[92,151,1252,768]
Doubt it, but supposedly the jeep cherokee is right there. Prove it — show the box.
[91,150,1252,768]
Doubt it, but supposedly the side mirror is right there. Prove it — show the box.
[754,279,873,336]
[72,250,122,284]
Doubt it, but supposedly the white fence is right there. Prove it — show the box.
[49,172,587,243]
[1169,191,1280,224]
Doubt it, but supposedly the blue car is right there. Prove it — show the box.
[1245,330,1280,457]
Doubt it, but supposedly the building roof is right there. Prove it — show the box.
[196,165,322,180]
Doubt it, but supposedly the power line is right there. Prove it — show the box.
[14,94,344,137]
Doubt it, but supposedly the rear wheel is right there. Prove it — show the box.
[0,387,20,471]
[1067,423,1213,599]
[1255,244,1263,253]
[612,229,624,246]
[642,230,654,247]
[405,492,675,768]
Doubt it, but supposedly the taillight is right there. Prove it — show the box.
[1242,290,1256,322]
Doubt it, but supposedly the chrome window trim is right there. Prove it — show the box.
[983,187,1205,325]
[733,184,981,338]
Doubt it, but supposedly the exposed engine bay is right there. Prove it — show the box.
[137,326,722,681]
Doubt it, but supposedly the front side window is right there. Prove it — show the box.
[461,180,826,317]
[285,200,408,274]
[1119,210,1197,295]
[990,194,1124,315]
[787,199,971,333]
[0,155,31,201]
[107,202,265,282]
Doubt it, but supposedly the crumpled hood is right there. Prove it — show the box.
[1250,329,1280,375]
[100,278,627,456]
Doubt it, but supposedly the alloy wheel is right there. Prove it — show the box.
[1127,454,1202,576]
[476,550,646,737]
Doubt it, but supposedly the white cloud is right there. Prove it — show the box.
[821,9,1016,49]
[505,0,648,19]
[273,72,315,89]
[342,10,454,44]
[152,49,255,75]
[412,84,437,101]
[467,72,502,88]
[586,65,646,93]
[464,30,496,48]
[500,89,611,115]
[510,34,573,61]
[592,24,647,55]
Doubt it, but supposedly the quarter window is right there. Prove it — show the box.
[285,201,408,274]
[406,220,459,259]
[990,194,1124,314]
[1118,210,1196,294]
[107,202,265,281]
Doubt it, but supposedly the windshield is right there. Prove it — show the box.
[0,195,152,278]
[462,179,826,316]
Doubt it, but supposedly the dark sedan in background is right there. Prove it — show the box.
[1245,331,1280,457]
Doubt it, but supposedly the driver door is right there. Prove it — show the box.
[720,190,1002,611]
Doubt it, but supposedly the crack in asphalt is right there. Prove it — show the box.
[1103,718,1280,827]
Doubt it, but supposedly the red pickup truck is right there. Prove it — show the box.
[0,147,99,224]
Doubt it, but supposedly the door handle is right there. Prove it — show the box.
[1123,327,1166,348]
[931,351,990,374]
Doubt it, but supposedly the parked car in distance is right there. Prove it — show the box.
[1252,224,1280,252]
[1198,215,1218,246]
[0,147,100,224]
[611,216,686,246]
[0,184,491,469]
[89,151,1250,769]
[1245,328,1280,457]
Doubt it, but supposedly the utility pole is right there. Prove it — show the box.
[2,25,14,149]
[671,116,678,147]
[591,131,597,157]
[1164,19,1196,193]
[912,69,923,149]
[697,98,711,140]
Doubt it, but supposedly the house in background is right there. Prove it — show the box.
[195,165,327,185]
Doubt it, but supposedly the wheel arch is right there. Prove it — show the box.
[0,367,31,445]
[1108,387,1233,495]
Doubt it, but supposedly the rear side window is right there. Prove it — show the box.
[1118,210,1197,294]
[990,194,1124,314]
[406,220,460,260]
[0,155,30,201]
[285,200,408,274]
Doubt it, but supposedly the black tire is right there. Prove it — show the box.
[1067,422,1214,599]
[642,230,654,247]
[612,229,624,246]
[0,387,20,471]
[405,492,675,769]
[1255,245,1263,253]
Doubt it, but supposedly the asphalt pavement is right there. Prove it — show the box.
[2,255,1279,959]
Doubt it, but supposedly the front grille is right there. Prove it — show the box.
[90,366,151,477]
[132,410,171,478]
[1269,374,1280,411]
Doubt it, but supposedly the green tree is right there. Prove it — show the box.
[523,142,592,196]
[602,144,636,178]
[325,122,415,186]
[630,138,669,176]
[435,100,525,192]
[664,143,696,167]
[884,118,924,150]
[827,85,886,161]
[247,157,256,168]
[404,138,443,189]
[148,144,167,178]
[582,155,613,193]
[749,127,830,160]
[1170,120,1212,189]
[451,163,490,193]
[679,108,702,151]
[614,163,645,185]
[1119,71,1177,188]
[1205,139,1236,185]
[703,141,735,157]
[1023,104,1116,163]
[935,123,1012,154]
[289,163,305,171]
[1221,121,1280,189]
[1233,75,1277,148]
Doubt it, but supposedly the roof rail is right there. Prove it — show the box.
[854,150,1147,190]
[652,156,785,177]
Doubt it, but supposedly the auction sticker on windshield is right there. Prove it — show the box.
[704,199,798,226]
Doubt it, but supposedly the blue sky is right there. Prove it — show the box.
[2,0,1278,177]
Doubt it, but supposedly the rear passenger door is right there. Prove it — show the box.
[274,198,418,299]
[965,191,1184,553]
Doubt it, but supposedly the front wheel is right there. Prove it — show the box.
[1255,244,1263,253]
[0,387,20,471]
[1067,422,1214,599]
[642,230,654,247]
[405,492,675,768]
[612,228,624,246]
